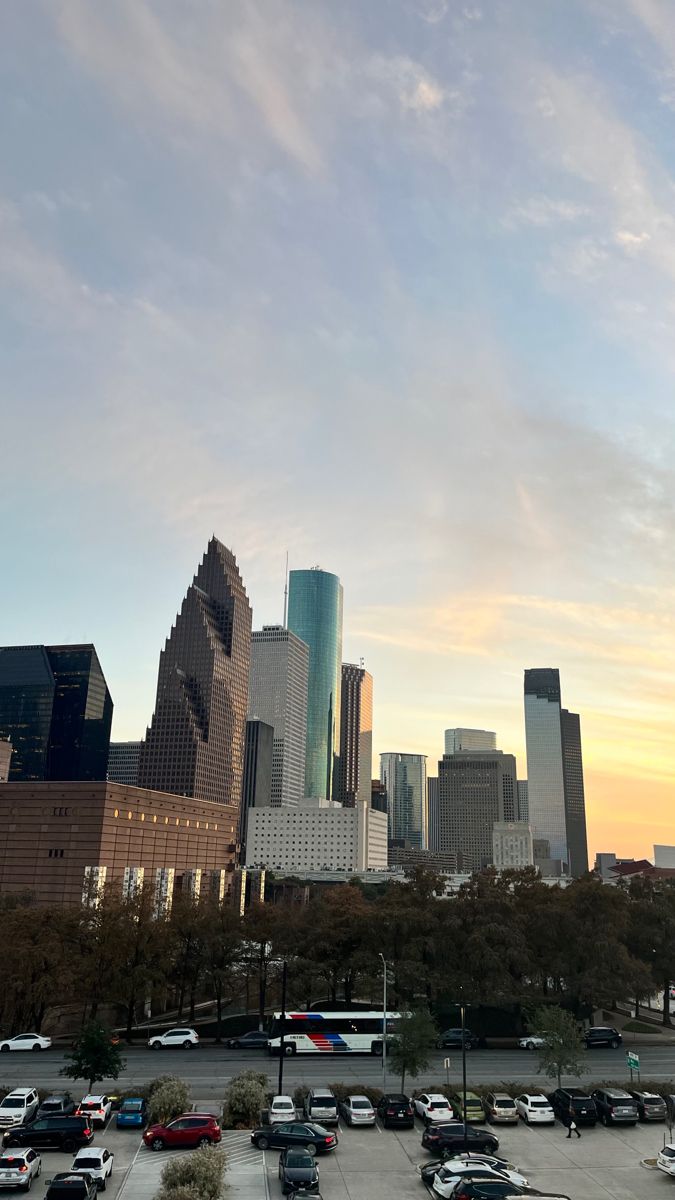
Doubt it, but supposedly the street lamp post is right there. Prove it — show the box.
[379,953,387,1092]
[277,959,288,1096]
[460,993,468,1154]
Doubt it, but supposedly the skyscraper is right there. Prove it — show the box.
[335,663,373,807]
[524,668,588,875]
[0,644,113,782]
[138,537,251,807]
[0,739,12,783]
[107,741,142,786]
[380,752,427,848]
[248,626,309,807]
[287,568,343,800]
[444,728,497,754]
[427,777,440,851]
[437,750,518,871]
[240,719,274,845]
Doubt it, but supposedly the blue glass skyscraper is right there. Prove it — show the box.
[287,568,343,800]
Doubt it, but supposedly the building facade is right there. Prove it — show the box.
[240,719,274,845]
[335,664,373,806]
[0,644,113,782]
[427,777,439,851]
[387,840,459,873]
[524,669,588,876]
[492,821,534,869]
[0,739,11,783]
[437,750,518,871]
[444,728,497,755]
[245,796,387,873]
[139,538,251,810]
[248,626,309,808]
[517,779,529,822]
[560,709,589,876]
[380,752,427,848]
[287,569,343,800]
[107,741,142,786]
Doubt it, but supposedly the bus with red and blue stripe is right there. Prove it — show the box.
[267,1010,402,1056]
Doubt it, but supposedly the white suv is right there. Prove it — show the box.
[0,1090,40,1129]
[269,1096,296,1124]
[148,1028,199,1050]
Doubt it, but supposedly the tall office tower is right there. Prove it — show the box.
[335,664,373,807]
[427,777,440,851]
[0,739,12,783]
[0,645,113,781]
[240,719,274,844]
[560,709,589,876]
[517,779,529,822]
[380,753,427,848]
[287,568,343,800]
[107,741,142,786]
[437,751,518,871]
[248,626,309,807]
[139,537,251,807]
[371,779,387,814]
[444,728,497,755]
[524,668,588,875]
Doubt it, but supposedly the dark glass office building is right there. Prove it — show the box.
[0,644,113,781]
[287,568,343,800]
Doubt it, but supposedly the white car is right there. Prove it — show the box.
[339,1095,376,1126]
[269,1096,296,1125]
[0,1147,42,1190]
[71,1147,114,1190]
[75,1096,112,1127]
[515,1094,555,1123]
[0,1090,40,1130]
[414,1093,454,1124]
[658,1145,675,1175]
[0,1034,51,1053]
[432,1160,530,1196]
[148,1027,199,1049]
[518,1034,546,1050]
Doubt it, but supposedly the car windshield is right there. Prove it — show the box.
[429,1101,448,1109]
[661,1148,675,1158]
[351,1100,371,1109]
[80,1102,102,1110]
[123,1102,142,1112]
[41,1101,63,1111]
[531,1100,550,1108]
[0,1099,23,1108]
[0,1158,24,1169]
[74,1158,100,1169]
[287,1153,313,1167]
[274,1101,294,1109]
[644,1097,663,1106]
[496,1100,515,1108]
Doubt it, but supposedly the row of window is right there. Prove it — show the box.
[111,809,218,830]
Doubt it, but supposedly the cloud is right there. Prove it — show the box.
[504,194,589,228]
[368,54,447,113]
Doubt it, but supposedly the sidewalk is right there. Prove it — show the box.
[116,1132,265,1200]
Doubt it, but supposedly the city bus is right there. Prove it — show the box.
[267,1010,403,1056]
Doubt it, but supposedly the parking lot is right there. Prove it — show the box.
[0,1121,144,1200]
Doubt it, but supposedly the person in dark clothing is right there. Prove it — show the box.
[566,1116,581,1138]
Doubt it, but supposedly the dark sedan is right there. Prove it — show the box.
[421,1123,499,1155]
[251,1123,337,1155]
[279,1148,320,1194]
[226,1030,270,1050]
[37,1095,76,1119]
[436,1028,481,1050]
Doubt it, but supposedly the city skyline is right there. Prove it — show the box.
[5,2,675,860]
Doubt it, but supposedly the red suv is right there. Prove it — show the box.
[143,1113,222,1152]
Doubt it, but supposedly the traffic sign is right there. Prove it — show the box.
[444,1057,451,1069]
[626,1050,640,1071]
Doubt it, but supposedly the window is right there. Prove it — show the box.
[48,849,65,859]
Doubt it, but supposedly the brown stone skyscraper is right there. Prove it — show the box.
[138,538,251,809]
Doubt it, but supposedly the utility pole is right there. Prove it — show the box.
[379,953,387,1092]
[460,993,468,1154]
[277,960,288,1096]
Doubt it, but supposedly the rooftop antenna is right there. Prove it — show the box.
[282,551,289,627]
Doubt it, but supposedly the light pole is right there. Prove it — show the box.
[460,992,468,1154]
[379,953,387,1092]
[277,959,288,1096]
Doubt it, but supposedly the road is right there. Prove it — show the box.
[1,1045,674,1101]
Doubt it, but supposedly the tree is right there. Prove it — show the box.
[157,1146,227,1200]
[222,1070,269,1128]
[528,1004,584,1087]
[148,1078,192,1125]
[387,1008,437,1092]
[60,1021,125,1093]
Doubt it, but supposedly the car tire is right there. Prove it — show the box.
[151,1137,165,1151]
[197,1137,211,1148]
[150,1042,161,1050]
[257,1136,269,1150]
[305,1143,317,1156]
[100,1181,106,1192]
[31,1045,42,1052]
[371,1041,383,1056]
[611,1038,620,1049]
[0,1045,9,1053]
[283,1044,295,1057]
[525,1041,535,1051]
[464,1043,473,1052]
[183,1041,193,1049]
[21,1178,32,1192]
[62,1139,75,1153]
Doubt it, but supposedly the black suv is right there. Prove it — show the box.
[548,1088,597,1126]
[4,1116,93,1152]
[45,1175,97,1200]
[591,1088,638,1125]
[37,1094,76,1119]
[421,1122,498,1154]
[583,1026,621,1049]
[436,1028,481,1050]
[376,1093,415,1128]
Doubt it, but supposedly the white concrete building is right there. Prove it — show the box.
[245,796,388,873]
[248,626,309,808]
[492,821,534,869]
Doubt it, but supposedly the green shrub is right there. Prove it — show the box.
[147,1078,191,1125]
[223,1070,268,1129]
[328,1082,383,1105]
[293,1085,309,1110]
[157,1146,226,1200]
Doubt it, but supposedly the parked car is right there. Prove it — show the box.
[0,1034,51,1054]
[37,1096,75,1120]
[3,1117,93,1154]
[250,1122,337,1155]
[0,1148,42,1191]
[304,1090,339,1127]
[147,1027,199,1050]
[431,1160,530,1196]
[270,1097,296,1125]
[339,1096,376,1126]
[515,1094,554,1124]
[44,1175,97,1200]
[142,1114,222,1151]
[629,1090,667,1121]
[278,1148,319,1195]
[376,1093,415,1128]
[0,1091,40,1131]
[583,1026,621,1049]
[70,1149,113,1192]
[449,1092,485,1123]
[421,1123,499,1155]
[657,1144,675,1176]
[436,1028,480,1050]
[225,1030,269,1050]
[115,1098,146,1130]
[74,1098,111,1129]
[518,1034,546,1050]
[451,1184,570,1200]
[483,1094,518,1124]
[419,1155,515,1187]
[414,1093,455,1124]
[547,1088,597,1126]
[591,1088,638,1125]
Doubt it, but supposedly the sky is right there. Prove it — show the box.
[2,0,675,861]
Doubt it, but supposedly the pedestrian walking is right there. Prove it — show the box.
[566,1117,581,1139]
